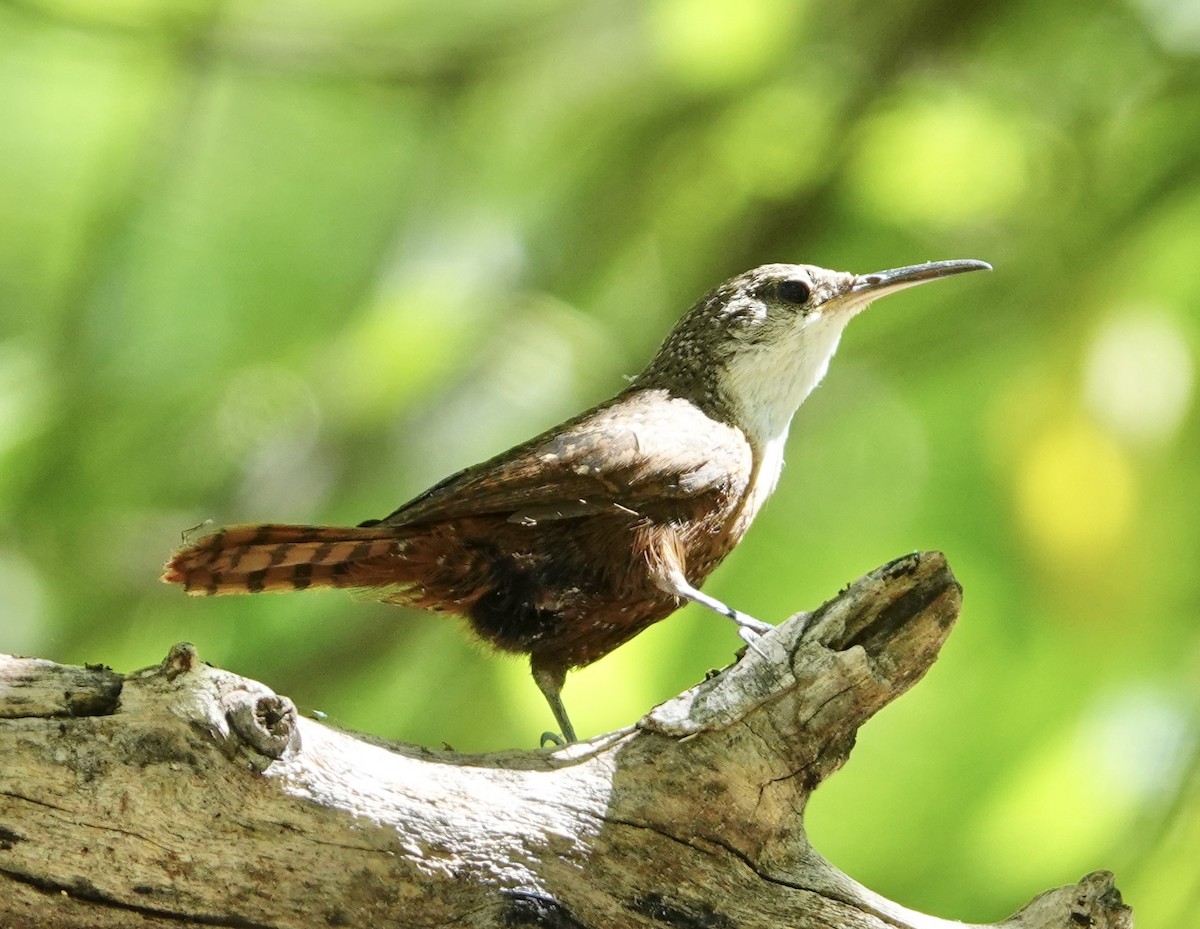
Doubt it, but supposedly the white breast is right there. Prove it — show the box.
[736,426,789,535]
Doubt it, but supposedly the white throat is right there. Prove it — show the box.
[717,312,852,529]
[717,312,851,449]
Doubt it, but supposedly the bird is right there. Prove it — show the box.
[163,258,990,742]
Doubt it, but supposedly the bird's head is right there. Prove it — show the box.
[639,259,991,445]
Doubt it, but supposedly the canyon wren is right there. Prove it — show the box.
[164,259,991,742]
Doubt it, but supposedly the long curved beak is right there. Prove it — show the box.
[851,259,992,299]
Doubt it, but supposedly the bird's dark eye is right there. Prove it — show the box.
[776,278,811,305]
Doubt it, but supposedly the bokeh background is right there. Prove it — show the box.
[1,0,1197,922]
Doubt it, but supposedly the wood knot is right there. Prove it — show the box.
[1071,871,1132,929]
[222,691,300,766]
[162,642,199,679]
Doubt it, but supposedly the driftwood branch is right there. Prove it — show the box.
[0,552,1132,928]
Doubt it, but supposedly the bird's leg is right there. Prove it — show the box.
[531,660,576,745]
[660,571,774,645]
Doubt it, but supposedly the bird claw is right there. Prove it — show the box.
[736,624,774,661]
[734,615,773,636]
[540,730,568,748]
[737,625,762,645]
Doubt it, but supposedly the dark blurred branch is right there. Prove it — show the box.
[0,553,1132,928]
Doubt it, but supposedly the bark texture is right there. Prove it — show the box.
[0,552,1133,928]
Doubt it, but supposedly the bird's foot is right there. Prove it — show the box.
[731,612,773,636]
[736,623,773,660]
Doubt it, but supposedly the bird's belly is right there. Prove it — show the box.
[400,506,740,670]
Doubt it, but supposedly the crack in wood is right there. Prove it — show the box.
[0,866,279,929]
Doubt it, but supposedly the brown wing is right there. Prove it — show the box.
[375,388,753,529]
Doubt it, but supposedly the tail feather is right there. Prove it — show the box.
[162,523,409,596]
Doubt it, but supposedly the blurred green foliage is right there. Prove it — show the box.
[1,0,1197,921]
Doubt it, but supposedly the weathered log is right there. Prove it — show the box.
[0,552,1132,928]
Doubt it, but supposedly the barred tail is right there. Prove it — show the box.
[162,523,410,596]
